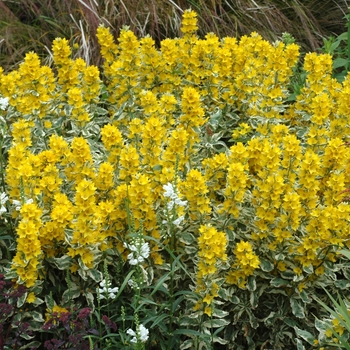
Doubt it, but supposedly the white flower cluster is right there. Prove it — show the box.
[0,192,8,215]
[162,183,187,227]
[97,279,119,300]
[124,239,150,266]
[0,97,9,111]
[127,324,149,343]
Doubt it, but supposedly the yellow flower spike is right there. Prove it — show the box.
[180,9,198,35]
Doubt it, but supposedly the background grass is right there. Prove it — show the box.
[0,0,349,70]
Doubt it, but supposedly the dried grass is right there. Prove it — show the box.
[0,0,349,71]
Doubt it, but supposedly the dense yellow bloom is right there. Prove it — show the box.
[179,169,211,216]
[180,9,198,35]
[227,241,260,288]
[12,203,43,287]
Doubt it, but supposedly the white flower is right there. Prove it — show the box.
[167,200,175,211]
[124,240,150,266]
[175,197,187,207]
[0,192,8,215]
[139,324,149,342]
[163,183,177,199]
[98,279,119,300]
[0,97,9,111]
[173,215,184,227]
[127,324,149,343]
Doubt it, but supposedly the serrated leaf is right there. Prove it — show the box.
[260,258,274,272]
[290,298,305,319]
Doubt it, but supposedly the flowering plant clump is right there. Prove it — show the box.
[0,8,350,349]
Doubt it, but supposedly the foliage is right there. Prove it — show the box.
[1,8,350,350]
[0,0,349,71]
[321,9,350,83]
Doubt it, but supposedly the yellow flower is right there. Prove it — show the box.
[26,292,36,303]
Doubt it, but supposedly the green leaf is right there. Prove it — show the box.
[340,249,350,260]
[274,253,285,261]
[247,276,256,291]
[299,290,312,304]
[260,258,274,272]
[212,309,229,318]
[173,329,204,336]
[294,326,315,345]
[84,291,94,307]
[281,270,295,280]
[62,283,80,302]
[94,107,109,115]
[290,298,305,319]
[86,269,103,282]
[179,232,195,244]
[296,338,305,350]
[203,318,230,328]
[231,295,240,304]
[302,264,313,274]
[333,58,349,69]
[50,255,73,270]
[270,277,290,287]
[31,311,45,323]
[335,280,350,289]
[180,339,194,349]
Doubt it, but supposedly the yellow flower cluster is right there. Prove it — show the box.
[226,241,260,288]
[195,225,227,316]
[1,9,349,301]
[12,203,43,287]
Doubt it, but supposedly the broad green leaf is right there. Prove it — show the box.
[294,326,315,345]
[335,279,350,289]
[31,310,44,323]
[290,298,305,319]
[247,276,256,291]
[203,318,230,328]
[86,269,103,282]
[180,339,194,350]
[271,277,289,287]
[51,255,73,270]
[302,264,313,274]
[173,329,204,336]
[296,338,305,350]
[333,58,350,69]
